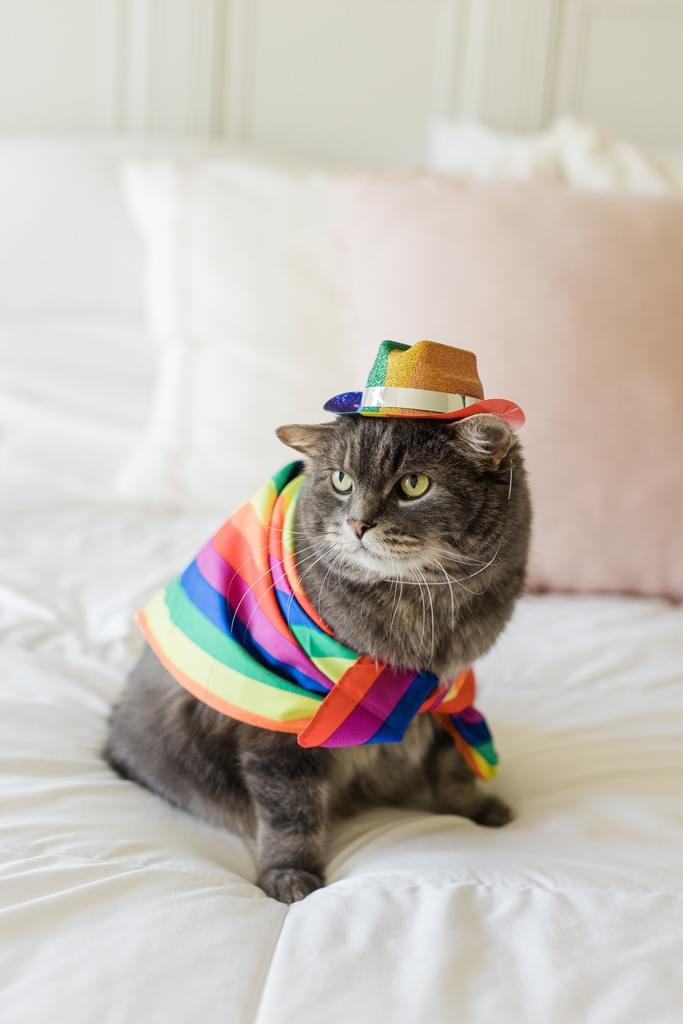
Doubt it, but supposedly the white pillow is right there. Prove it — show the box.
[428,116,683,195]
[0,139,144,317]
[119,120,683,509]
[0,137,251,319]
[116,156,348,507]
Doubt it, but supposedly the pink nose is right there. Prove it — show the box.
[347,519,374,539]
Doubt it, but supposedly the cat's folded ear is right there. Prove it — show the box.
[276,423,336,457]
[451,414,515,470]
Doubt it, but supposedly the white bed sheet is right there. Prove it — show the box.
[1,321,682,1024]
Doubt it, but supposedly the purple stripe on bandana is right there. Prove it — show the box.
[321,665,417,747]
[194,541,330,689]
[268,553,292,595]
[458,706,483,723]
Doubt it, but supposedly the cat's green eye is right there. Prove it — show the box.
[331,470,353,494]
[398,473,431,500]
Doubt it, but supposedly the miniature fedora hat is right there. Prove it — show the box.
[324,340,525,430]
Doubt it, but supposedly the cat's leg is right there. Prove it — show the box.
[424,724,513,827]
[104,650,254,831]
[241,734,330,903]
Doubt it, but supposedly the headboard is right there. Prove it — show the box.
[0,0,681,162]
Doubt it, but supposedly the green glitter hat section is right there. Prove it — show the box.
[365,340,410,389]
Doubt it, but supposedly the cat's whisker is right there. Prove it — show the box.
[318,552,342,617]
[229,512,313,538]
[226,539,322,604]
[422,543,503,597]
[245,546,330,637]
[410,566,427,663]
[229,559,285,632]
[243,542,332,637]
[415,564,435,667]
[380,541,501,596]
[388,554,403,652]
[285,544,335,628]
[295,543,335,584]
[231,543,329,634]
[433,554,490,569]
[433,558,456,630]
[448,542,501,586]
[387,545,491,570]
[423,544,492,567]
[243,575,286,637]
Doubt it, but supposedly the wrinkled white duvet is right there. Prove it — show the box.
[1,322,682,1024]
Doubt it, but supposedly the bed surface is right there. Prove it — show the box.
[2,320,682,1023]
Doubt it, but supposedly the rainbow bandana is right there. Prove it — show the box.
[137,462,499,780]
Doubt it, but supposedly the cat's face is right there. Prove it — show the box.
[277,415,518,582]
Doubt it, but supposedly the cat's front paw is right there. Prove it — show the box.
[259,867,324,903]
[472,795,514,828]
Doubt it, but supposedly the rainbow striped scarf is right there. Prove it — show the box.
[138,462,499,780]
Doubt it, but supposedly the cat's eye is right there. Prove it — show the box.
[398,473,431,500]
[331,470,353,494]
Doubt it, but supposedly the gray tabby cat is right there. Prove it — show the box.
[105,414,531,903]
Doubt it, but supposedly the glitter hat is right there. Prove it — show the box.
[324,339,525,430]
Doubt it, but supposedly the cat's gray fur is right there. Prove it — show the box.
[105,414,531,903]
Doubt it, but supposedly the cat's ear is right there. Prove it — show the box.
[276,423,335,457]
[451,414,514,470]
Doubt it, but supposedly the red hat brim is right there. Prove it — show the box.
[370,398,526,431]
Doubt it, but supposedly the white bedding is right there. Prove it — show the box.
[1,320,682,1024]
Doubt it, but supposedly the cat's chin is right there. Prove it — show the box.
[338,543,422,581]
[343,548,394,577]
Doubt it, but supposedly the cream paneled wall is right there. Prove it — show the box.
[0,0,681,161]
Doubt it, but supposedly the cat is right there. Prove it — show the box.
[105,413,531,903]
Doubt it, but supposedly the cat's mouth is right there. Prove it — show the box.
[345,544,393,574]
[339,532,424,577]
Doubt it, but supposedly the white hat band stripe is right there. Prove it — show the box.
[361,386,481,414]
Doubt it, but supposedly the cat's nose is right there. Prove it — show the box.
[347,518,375,539]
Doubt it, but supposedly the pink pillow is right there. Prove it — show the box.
[334,176,683,599]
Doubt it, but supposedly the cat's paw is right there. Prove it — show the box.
[259,867,324,903]
[472,795,514,828]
